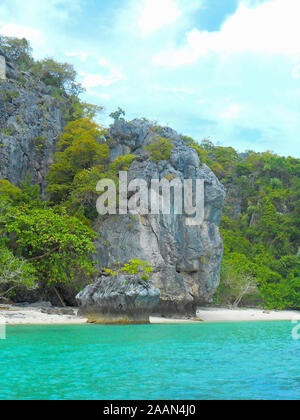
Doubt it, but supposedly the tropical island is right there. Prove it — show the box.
[0,36,299,326]
[1,0,300,401]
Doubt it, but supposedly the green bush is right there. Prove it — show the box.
[144,137,174,162]
[30,58,84,97]
[0,245,37,300]
[1,205,97,289]
[0,36,33,70]
[104,260,153,280]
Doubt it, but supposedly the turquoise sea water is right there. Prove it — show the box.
[0,321,299,400]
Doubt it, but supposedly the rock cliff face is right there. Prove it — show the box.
[94,119,226,316]
[76,274,161,324]
[0,53,225,315]
[0,54,63,191]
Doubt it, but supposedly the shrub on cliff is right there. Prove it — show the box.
[0,35,34,70]
[46,118,109,202]
[109,154,136,174]
[104,260,153,281]
[144,137,174,162]
[30,58,84,97]
[46,117,138,221]
[0,35,98,125]
[109,108,126,121]
[68,154,137,221]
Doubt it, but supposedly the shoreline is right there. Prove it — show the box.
[195,307,300,323]
[0,304,299,325]
[0,305,87,325]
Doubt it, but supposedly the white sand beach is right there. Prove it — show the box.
[0,304,299,325]
[150,308,300,324]
[0,304,88,325]
[150,317,202,324]
[195,307,300,322]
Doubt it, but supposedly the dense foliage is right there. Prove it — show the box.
[184,136,300,309]
[109,108,126,121]
[0,36,33,70]
[0,35,102,123]
[45,118,137,221]
[144,137,174,162]
[0,244,37,301]
[104,260,153,281]
[0,180,97,303]
[1,35,299,309]
[46,118,109,203]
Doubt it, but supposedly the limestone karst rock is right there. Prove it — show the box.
[94,119,226,317]
[0,53,63,191]
[76,274,161,324]
[0,52,226,314]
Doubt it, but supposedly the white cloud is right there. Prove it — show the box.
[0,23,44,48]
[80,73,119,89]
[291,58,300,79]
[154,86,194,95]
[154,86,195,102]
[87,91,111,101]
[0,0,299,157]
[220,104,244,120]
[97,93,111,101]
[22,0,82,22]
[65,51,90,62]
[80,59,124,89]
[153,0,300,67]
[138,0,182,35]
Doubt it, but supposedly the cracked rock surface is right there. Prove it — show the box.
[94,119,226,317]
[76,274,161,324]
[0,59,62,192]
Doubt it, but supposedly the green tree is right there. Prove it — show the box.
[1,206,97,291]
[188,138,300,310]
[110,154,136,174]
[0,180,22,202]
[46,118,109,202]
[30,58,84,96]
[0,245,37,301]
[144,137,174,162]
[214,254,259,307]
[109,108,126,121]
[0,35,33,70]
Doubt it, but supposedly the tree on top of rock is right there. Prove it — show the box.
[46,118,110,203]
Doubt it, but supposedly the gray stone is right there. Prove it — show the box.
[0,56,63,192]
[76,274,161,324]
[29,301,52,309]
[41,307,77,316]
[94,119,226,317]
[0,54,225,316]
[0,55,5,80]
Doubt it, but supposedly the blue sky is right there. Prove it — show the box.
[0,0,299,157]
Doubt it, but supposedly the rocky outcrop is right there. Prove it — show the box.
[94,119,226,317]
[0,55,63,191]
[0,52,225,316]
[76,274,161,324]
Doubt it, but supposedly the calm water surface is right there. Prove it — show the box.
[0,322,299,400]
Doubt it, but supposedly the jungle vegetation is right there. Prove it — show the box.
[184,136,300,309]
[0,36,299,309]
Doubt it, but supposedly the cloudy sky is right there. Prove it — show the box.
[0,0,299,157]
